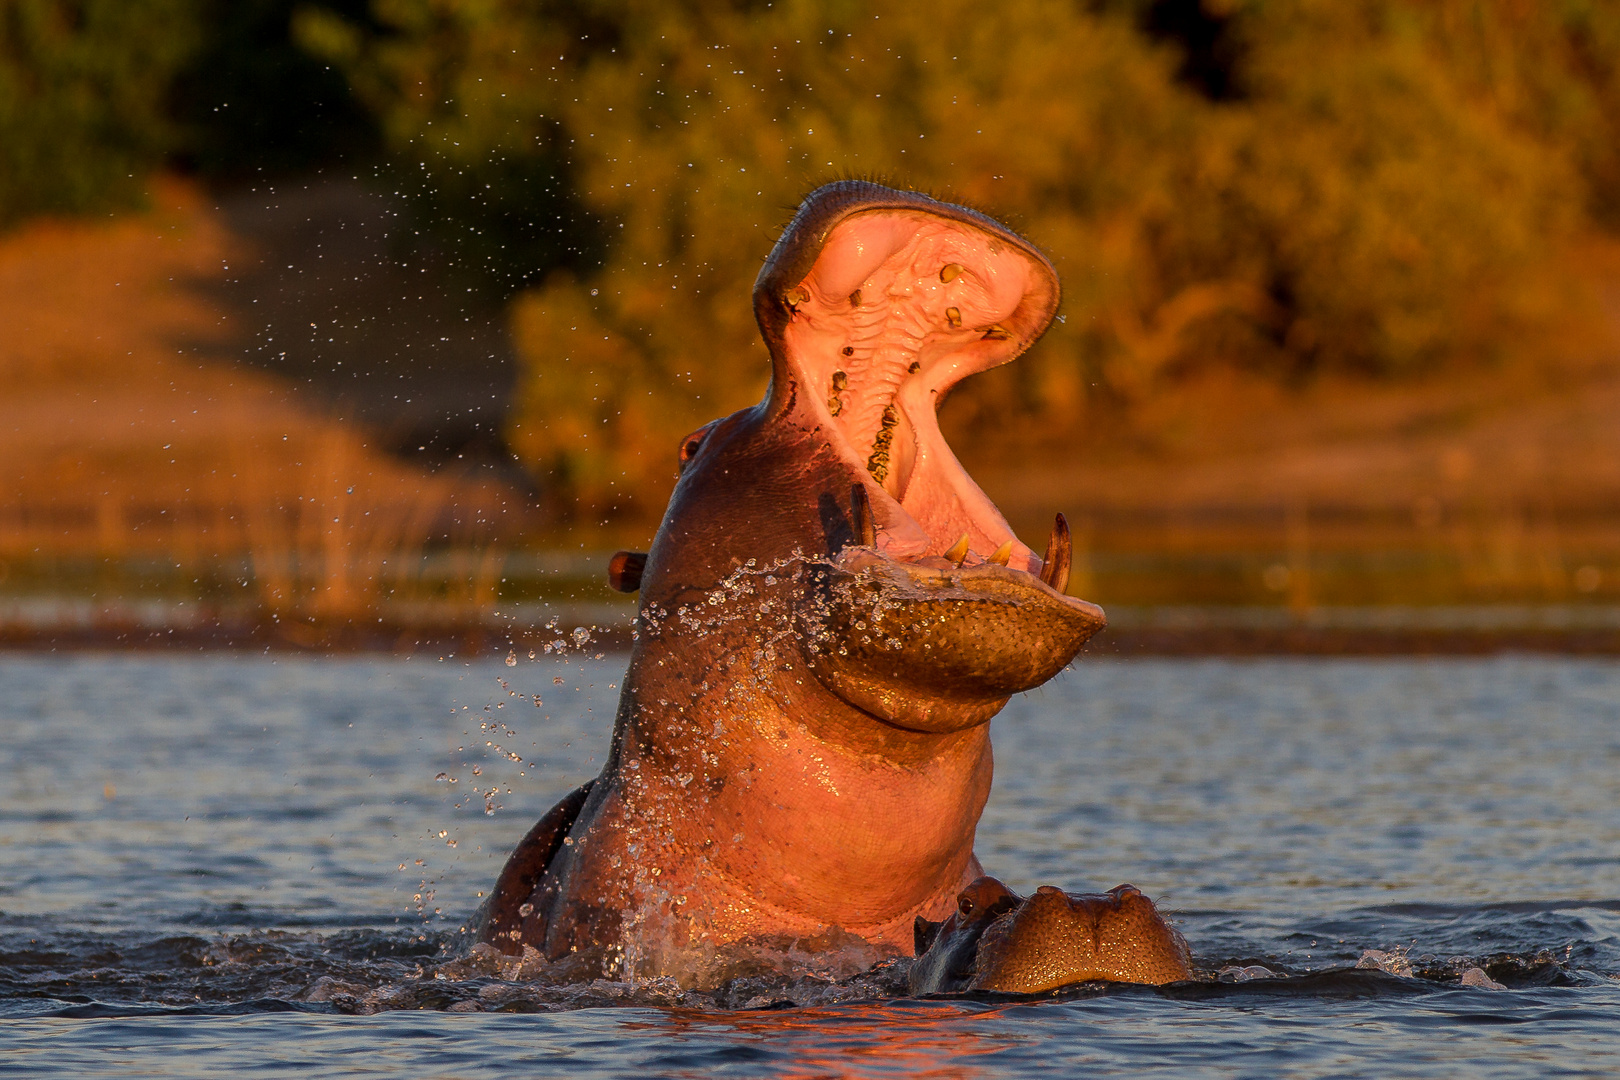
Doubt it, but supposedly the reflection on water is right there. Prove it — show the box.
[2,654,1619,1077]
[633,1002,1016,1080]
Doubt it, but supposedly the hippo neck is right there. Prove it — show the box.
[563,399,1011,957]
[602,634,993,934]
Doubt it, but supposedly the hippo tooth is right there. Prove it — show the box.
[608,551,648,593]
[850,484,877,547]
[981,323,1012,341]
[1040,514,1071,594]
[940,263,963,282]
[944,533,971,565]
[784,285,810,308]
[988,539,1014,566]
[946,306,962,329]
[865,403,900,489]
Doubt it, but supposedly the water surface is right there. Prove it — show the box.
[2,654,1617,1077]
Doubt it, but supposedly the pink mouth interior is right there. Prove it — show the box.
[778,210,1054,575]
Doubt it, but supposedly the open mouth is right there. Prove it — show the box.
[758,183,1078,598]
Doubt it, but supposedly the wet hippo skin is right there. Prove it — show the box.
[910,877,1192,994]
[477,182,1109,986]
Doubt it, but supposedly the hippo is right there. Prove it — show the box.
[909,877,1192,995]
[479,181,1111,986]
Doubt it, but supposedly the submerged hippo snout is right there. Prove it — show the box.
[910,877,1192,995]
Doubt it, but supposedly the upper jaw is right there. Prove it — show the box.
[753,181,1069,586]
[737,185,1108,731]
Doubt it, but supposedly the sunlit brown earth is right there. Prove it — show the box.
[993,339,1620,517]
[1,182,302,525]
[0,179,530,630]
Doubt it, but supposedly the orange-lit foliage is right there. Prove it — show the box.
[301,0,1619,515]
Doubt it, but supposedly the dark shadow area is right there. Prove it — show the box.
[392,151,611,298]
[169,0,380,180]
[205,177,529,484]
[1140,0,1243,101]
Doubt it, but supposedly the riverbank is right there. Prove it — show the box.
[6,599,1620,656]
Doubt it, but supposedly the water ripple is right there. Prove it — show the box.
[1,655,1618,1076]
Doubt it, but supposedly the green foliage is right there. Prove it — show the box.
[0,0,201,226]
[0,0,388,224]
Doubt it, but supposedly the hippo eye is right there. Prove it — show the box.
[677,421,718,472]
[957,894,975,917]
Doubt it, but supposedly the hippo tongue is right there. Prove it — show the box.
[755,183,1060,576]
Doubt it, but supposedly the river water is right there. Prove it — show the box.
[2,653,1618,1077]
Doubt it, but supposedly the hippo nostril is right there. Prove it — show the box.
[1035,885,1065,896]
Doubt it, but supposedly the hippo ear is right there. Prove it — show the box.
[914,915,943,956]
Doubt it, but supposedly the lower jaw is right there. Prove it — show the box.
[834,513,1083,604]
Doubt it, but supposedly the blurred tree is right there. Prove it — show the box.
[1204,0,1586,377]
[303,0,1212,516]
[291,1,605,292]
[0,0,200,226]
[32,0,1604,522]
[312,0,1615,518]
[1403,0,1620,226]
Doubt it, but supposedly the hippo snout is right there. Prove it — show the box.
[910,876,1192,995]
